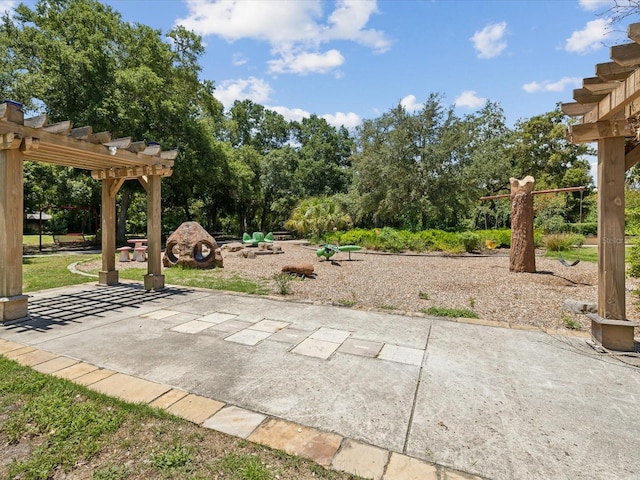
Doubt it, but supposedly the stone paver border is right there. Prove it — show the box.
[0,339,484,480]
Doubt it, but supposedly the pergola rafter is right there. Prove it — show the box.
[561,23,640,351]
[0,100,175,323]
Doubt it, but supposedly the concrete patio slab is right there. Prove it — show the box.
[309,327,351,343]
[268,327,311,344]
[338,338,384,358]
[330,439,389,480]
[10,348,58,366]
[377,344,424,366]
[291,337,340,359]
[249,319,290,332]
[149,388,189,409]
[166,394,225,424]
[224,328,272,346]
[53,361,99,380]
[248,418,343,467]
[199,312,237,324]
[32,355,78,374]
[89,372,171,404]
[202,405,267,438]
[2,283,640,480]
[170,320,213,334]
[73,368,117,385]
[383,452,438,480]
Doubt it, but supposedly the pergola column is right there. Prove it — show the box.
[591,136,637,351]
[598,137,626,318]
[144,174,164,290]
[99,178,119,285]
[0,145,28,322]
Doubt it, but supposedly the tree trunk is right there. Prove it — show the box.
[116,188,131,245]
[509,176,536,273]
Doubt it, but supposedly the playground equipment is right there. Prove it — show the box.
[480,182,587,272]
[316,244,362,260]
[242,231,274,246]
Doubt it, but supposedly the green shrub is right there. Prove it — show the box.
[544,233,584,251]
[476,229,511,248]
[566,222,597,236]
[628,237,640,278]
[458,232,482,252]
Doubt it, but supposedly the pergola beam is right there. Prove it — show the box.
[582,68,640,124]
[562,24,640,351]
[596,61,636,81]
[0,99,177,324]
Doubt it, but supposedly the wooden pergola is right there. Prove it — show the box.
[562,22,640,351]
[0,100,176,323]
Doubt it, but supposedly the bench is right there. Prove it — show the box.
[273,231,293,241]
[53,233,91,248]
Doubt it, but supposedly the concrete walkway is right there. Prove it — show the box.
[1,281,639,480]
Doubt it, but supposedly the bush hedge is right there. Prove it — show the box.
[323,227,544,253]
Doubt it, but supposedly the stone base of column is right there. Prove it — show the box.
[587,314,638,351]
[0,294,29,324]
[144,274,165,291]
[99,270,119,285]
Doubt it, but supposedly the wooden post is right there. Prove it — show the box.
[593,136,636,350]
[99,178,118,285]
[144,174,164,290]
[0,146,28,322]
[598,137,626,318]
[509,176,536,273]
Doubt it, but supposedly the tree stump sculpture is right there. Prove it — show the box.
[509,176,536,273]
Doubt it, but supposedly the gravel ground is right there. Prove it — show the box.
[217,241,640,333]
[80,240,640,333]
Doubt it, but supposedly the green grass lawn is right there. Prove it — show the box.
[23,254,100,292]
[0,357,361,480]
[544,247,598,264]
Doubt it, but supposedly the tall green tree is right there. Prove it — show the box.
[291,115,354,196]
[1,0,226,238]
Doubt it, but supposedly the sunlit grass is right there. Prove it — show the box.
[111,265,270,295]
[0,357,362,480]
[23,254,100,292]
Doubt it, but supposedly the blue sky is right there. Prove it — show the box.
[1,0,636,131]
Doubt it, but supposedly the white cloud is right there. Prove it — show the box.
[176,0,390,75]
[522,77,581,93]
[231,53,248,66]
[214,77,272,108]
[454,91,486,109]
[579,0,612,11]
[325,0,391,52]
[322,111,361,129]
[268,106,361,128]
[0,1,15,14]
[268,48,345,75]
[400,94,422,113]
[565,19,611,54]
[269,105,311,123]
[471,21,507,59]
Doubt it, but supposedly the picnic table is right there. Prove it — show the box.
[127,238,148,261]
